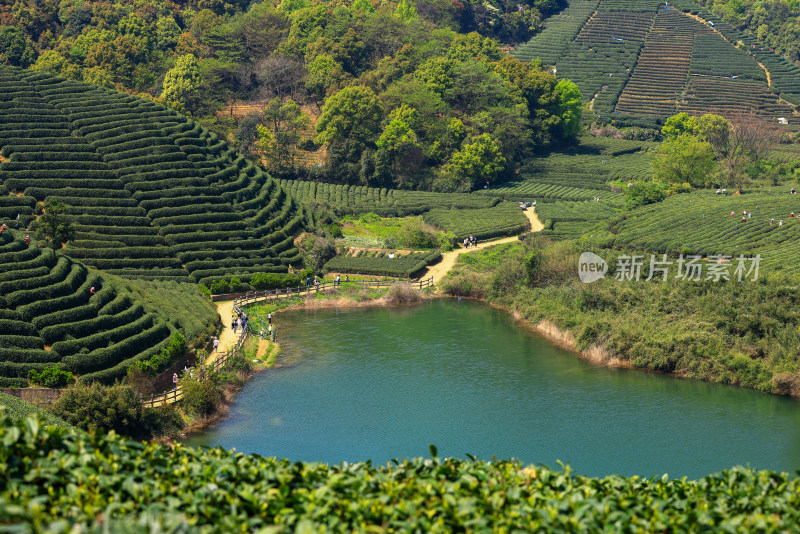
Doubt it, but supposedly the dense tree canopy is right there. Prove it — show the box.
[0,0,585,191]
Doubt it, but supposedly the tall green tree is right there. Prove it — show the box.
[316,85,383,150]
[0,26,36,67]
[651,133,716,187]
[554,79,582,140]
[36,200,75,249]
[161,54,201,111]
[440,133,506,192]
[257,98,310,172]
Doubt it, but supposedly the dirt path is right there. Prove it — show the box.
[423,208,544,285]
[209,300,237,365]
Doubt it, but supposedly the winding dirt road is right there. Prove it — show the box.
[422,208,544,284]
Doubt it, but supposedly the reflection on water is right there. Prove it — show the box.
[184,299,800,479]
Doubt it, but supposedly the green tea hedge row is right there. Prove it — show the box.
[323,250,441,277]
[63,320,169,375]
[4,262,85,309]
[40,303,144,345]
[17,273,97,321]
[51,312,152,358]
[0,348,59,364]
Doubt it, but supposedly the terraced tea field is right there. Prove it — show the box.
[0,66,307,286]
[323,249,441,278]
[513,0,800,125]
[512,0,599,66]
[0,230,214,387]
[279,179,497,217]
[422,202,530,241]
[610,189,800,276]
[480,137,651,211]
[616,7,710,118]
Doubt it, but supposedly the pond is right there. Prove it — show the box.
[184,299,800,479]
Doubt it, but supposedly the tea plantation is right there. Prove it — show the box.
[1,413,798,532]
[513,0,800,126]
[608,189,800,276]
[324,249,441,278]
[0,66,307,286]
[0,230,215,386]
[423,202,530,240]
[279,179,498,217]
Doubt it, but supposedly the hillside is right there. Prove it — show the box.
[0,229,216,386]
[514,0,800,127]
[0,66,308,286]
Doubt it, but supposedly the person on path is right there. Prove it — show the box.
[213,337,219,352]
[271,326,278,342]
[315,277,320,291]
[268,312,272,325]
[336,274,340,286]
[306,276,311,288]
[172,373,178,390]
[260,328,264,340]
[345,274,349,283]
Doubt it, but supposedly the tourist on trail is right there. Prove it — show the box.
[172,373,178,390]
[213,337,219,352]
[463,238,469,248]
[268,312,272,325]
[306,276,311,288]
[336,274,340,286]
[271,326,278,342]
[345,275,349,283]
[233,320,237,334]
[260,328,264,340]
[314,277,320,291]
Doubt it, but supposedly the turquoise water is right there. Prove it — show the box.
[184,299,800,479]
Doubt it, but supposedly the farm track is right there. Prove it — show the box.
[423,209,544,285]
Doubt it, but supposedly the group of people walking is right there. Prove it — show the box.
[463,235,478,248]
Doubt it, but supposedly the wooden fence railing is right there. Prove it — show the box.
[141,277,433,408]
[233,277,434,309]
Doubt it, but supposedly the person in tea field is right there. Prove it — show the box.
[24,235,30,244]
[748,212,752,218]
[731,211,735,217]
[780,220,784,227]
[741,216,746,223]
[0,224,5,234]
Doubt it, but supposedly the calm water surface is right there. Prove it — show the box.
[185,299,800,479]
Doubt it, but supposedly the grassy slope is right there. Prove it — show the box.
[440,237,800,396]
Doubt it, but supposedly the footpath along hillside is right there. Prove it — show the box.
[212,209,544,355]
